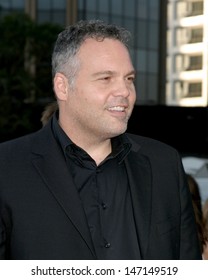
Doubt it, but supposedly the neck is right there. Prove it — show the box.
[59,119,112,166]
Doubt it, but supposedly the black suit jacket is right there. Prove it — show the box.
[0,119,201,259]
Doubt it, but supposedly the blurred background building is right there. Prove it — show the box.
[167,0,208,107]
[0,0,167,105]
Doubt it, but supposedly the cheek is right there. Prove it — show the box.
[83,91,106,105]
[73,84,110,109]
[130,90,136,104]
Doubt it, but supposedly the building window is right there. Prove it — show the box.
[187,1,204,17]
[187,82,202,97]
[175,54,203,72]
[174,81,202,98]
[188,28,203,44]
[176,27,203,45]
[37,0,66,25]
[186,55,203,71]
[0,0,24,17]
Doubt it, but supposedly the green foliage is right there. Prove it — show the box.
[0,12,62,141]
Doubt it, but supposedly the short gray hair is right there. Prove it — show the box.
[51,19,131,87]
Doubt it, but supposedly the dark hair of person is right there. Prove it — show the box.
[186,174,208,252]
[41,101,58,126]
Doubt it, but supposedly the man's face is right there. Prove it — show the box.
[64,38,136,140]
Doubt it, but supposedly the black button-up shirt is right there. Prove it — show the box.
[52,113,141,259]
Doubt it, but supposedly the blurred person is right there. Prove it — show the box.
[0,20,201,260]
[203,198,208,227]
[203,198,208,259]
[186,174,208,258]
[41,101,58,126]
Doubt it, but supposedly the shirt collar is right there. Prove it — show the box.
[52,111,132,164]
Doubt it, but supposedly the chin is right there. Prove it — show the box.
[108,126,127,138]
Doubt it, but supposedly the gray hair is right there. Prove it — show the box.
[51,19,131,88]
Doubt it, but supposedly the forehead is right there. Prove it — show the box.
[77,38,133,68]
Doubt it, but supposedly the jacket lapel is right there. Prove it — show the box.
[31,122,96,258]
[125,136,152,259]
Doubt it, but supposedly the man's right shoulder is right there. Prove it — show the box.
[0,119,53,153]
[0,132,35,154]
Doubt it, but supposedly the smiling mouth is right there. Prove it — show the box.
[107,106,126,112]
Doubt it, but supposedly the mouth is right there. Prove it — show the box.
[107,106,127,112]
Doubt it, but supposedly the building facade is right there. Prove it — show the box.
[0,0,167,105]
[167,0,208,106]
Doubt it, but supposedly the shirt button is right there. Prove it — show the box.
[105,242,111,248]
[102,203,107,210]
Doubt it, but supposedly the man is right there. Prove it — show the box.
[0,20,201,259]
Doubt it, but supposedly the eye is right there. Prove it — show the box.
[127,76,135,83]
[99,76,111,82]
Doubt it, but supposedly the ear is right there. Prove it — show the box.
[53,73,69,101]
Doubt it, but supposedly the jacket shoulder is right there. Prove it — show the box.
[126,133,179,156]
[0,120,52,156]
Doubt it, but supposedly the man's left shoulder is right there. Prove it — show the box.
[126,133,179,156]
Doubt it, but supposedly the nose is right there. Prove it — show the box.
[113,79,134,98]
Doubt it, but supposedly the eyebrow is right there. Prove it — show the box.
[92,70,136,78]
[125,70,136,77]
